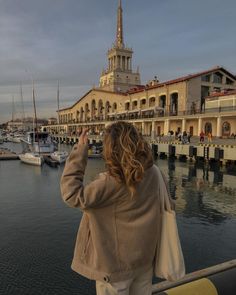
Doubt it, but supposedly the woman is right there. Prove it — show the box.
[60,121,173,295]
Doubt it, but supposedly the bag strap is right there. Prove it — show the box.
[154,165,172,213]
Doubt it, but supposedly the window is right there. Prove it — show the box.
[226,77,234,85]
[149,97,156,107]
[112,103,117,112]
[205,122,212,134]
[213,72,223,84]
[201,74,211,82]
[222,122,231,137]
[201,86,210,97]
[159,95,166,108]
[125,102,130,110]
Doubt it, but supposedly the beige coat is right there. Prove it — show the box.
[60,143,167,283]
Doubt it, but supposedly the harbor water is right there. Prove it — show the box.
[0,142,236,295]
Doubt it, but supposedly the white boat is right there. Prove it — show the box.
[21,131,55,153]
[11,134,24,143]
[50,82,68,164]
[51,151,68,163]
[19,152,44,166]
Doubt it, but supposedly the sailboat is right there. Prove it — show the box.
[19,82,44,166]
[50,81,68,163]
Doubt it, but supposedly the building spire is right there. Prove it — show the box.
[116,0,124,48]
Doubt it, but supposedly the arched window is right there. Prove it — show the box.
[98,100,104,119]
[125,102,130,111]
[159,95,166,108]
[205,122,212,134]
[105,101,111,119]
[132,100,138,110]
[76,110,80,123]
[112,102,117,112]
[149,97,156,107]
[222,121,231,137]
[80,107,84,122]
[140,99,146,108]
[85,103,89,121]
[170,93,178,115]
[91,100,96,120]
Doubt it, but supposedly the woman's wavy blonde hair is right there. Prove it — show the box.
[103,121,153,197]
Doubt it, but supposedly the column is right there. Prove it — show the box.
[141,122,145,135]
[151,121,155,140]
[164,119,170,135]
[182,118,186,132]
[198,117,202,135]
[216,116,222,137]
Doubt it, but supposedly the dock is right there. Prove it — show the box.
[51,134,236,165]
[0,148,19,160]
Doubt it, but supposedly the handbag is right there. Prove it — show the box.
[154,169,185,281]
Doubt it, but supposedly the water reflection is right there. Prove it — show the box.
[158,160,236,223]
[1,143,236,294]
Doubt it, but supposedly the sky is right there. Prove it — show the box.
[0,0,235,123]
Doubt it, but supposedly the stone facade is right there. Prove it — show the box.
[45,1,236,139]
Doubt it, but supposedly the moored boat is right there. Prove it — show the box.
[51,150,68,163]
[19,152,44,166]
[44,155,59,167]
[11,134,24,143]
[21,131,55,153]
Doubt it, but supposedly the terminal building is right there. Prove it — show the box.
[46,0,236,138]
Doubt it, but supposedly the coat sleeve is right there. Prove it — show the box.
[60,143,116,209]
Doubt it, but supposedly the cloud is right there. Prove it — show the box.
[0,0,235,123]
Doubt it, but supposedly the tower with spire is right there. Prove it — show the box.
[99,0,141,92]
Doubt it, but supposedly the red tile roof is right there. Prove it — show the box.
[58,66,236,110]
[128,66,236,94]
[206,89,236,99]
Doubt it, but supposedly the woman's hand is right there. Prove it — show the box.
[78,128,89,145]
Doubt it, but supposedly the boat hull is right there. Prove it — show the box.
[19,153,43,166]
[44,156,59,167]
[51,151,68,163]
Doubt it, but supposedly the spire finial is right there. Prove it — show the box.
[116,0,124,48]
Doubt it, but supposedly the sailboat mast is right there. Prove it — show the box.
[32,82,41,154]
[12,95,15,122]
[20,82,25,122]
[57,81,61,151]
[57,81,60,124]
